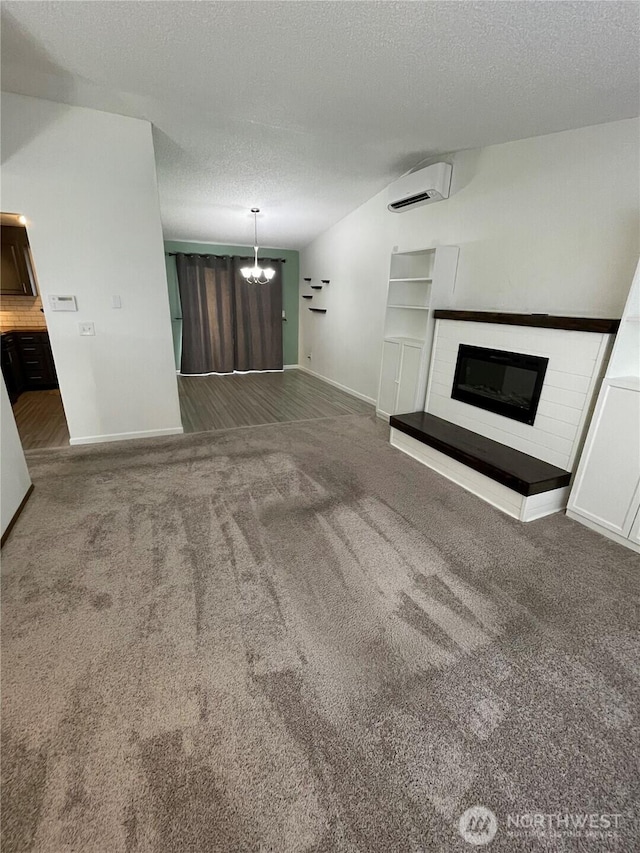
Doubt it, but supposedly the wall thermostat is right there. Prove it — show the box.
[49,295,78,312]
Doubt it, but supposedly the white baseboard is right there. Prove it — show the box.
[296,365,376,405]
[69,426,184,446]
[283,364,299,370]
[178,368,292,376]
[390,427,568,522]
[565,509,640,553]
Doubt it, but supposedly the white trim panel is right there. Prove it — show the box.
[69,426,184,446]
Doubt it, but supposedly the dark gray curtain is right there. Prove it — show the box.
[233,259,283,371]
[176,254,234,374]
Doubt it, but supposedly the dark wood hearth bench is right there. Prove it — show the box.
[389,412,572,520]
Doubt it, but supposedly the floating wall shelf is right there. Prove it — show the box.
[309,308,327,314]
[302,294,313,300]
[321,280,330,284]
[310,285,322,290]
[303,277,312,282]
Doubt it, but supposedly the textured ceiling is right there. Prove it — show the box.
[2,1,638,249]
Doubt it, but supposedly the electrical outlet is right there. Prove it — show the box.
[79,322,95,336]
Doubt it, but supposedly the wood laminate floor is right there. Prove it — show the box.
[11,371,371,451]
[178,369,373,432]
[13,389,70,450]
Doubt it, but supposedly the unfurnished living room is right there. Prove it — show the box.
[1,2,639,851]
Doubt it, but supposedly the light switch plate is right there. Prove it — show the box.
[111,295,121,309]
[79,322,95,336]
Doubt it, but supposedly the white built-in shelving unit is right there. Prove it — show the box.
[567,258,640,552]
[376,245,459,419]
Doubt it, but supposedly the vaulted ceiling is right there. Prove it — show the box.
[2,1,638,249]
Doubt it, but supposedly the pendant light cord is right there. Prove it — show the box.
[252,208,260,264]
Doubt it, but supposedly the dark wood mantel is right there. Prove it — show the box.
[390,412,571,496]
[433,310,619,334]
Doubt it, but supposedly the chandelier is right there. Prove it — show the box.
[240,208,275,284]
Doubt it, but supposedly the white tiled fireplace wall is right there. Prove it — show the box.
[425,320,614,470]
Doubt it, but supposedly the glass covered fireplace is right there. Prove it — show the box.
[451,344,548,425]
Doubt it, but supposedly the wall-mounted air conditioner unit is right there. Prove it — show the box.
[387,162,452,212]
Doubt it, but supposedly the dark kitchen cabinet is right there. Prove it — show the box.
[1,333,24,403]
[1,330,58,402]
[15,331,58,389]
[1,225,38,296]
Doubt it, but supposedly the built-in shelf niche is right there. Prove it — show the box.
[387,304,430,311]
[384,310,430,341]
[377,245,459,418]
[384,250,436,339]
[389,251,435,280]
[387,279,432,310]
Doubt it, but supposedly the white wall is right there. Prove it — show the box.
[606,258,640,381]
[1,377,32,537]
[299,118,640,402]
[298,192,391,403]
[1,94,182,444]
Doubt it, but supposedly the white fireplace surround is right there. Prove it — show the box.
[389,316,616,521]
[424,319,614,471]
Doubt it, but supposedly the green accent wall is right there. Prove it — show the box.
[164,241,299,369]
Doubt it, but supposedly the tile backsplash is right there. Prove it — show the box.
[0,295,48,330]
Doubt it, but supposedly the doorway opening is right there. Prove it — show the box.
[1,212,70,449]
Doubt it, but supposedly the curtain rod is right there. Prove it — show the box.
[166,252,286,263]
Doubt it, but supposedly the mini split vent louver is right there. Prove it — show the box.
[387,162,452,213]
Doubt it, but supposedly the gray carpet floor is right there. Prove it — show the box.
[2,413,639,852]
